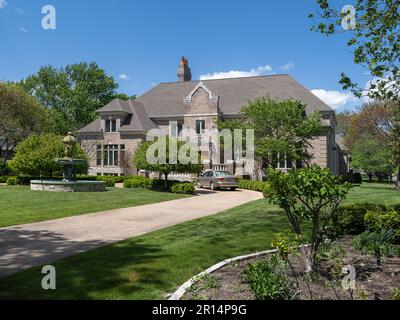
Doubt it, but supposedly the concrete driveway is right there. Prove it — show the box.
[0,189,262,277]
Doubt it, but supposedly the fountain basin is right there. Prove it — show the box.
[30,180,106,193]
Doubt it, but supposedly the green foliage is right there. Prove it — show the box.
[171,182,196,195]
[9,134,88,178]
[6,176,18,186]
[365,209,400,242]
[123,176,196,194]
[238,179,270,193]
[353,229,396,266]
[271,231,300,261]
[351,138,394,180]
[219,97,322,166]
[0,83,49,174]
[310,0,400,102]
[19,62,125,134]
[332,203,387,235]
[243,255,298,300]
[132,138,203,187]
[266,166,351,271]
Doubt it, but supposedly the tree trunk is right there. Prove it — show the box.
[368,173,373,182]
[396,170,400,190]
[164,173,169,190]
[375,248,382,267]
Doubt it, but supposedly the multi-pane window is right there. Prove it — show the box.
[196,120,206,135]
[96,145,102,166]
[276,153,292,170]
[103,145,118,166]
[105,119,117,133]
[170,121,183,137]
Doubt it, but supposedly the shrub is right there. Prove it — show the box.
[242,255,298,300]
[0,175,10,183]
[353,229,396,266]
[332,203,388,235]
[123,176,152,189]
[239,180,270,193]
[171,182,196,195]
[6,176,18,185]
[365,209,400,242]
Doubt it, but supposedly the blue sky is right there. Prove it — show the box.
[0,0,371,112]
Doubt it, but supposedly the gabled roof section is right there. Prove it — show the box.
[79,100,158,134]
[136,74,333,118]
[184,82,218,103]
[97,98,132,114]
[335,134,349,152]
[119,100,158,132]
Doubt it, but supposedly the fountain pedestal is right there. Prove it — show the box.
[30,133,106,192]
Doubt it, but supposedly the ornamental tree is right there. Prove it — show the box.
[9,133,88,178]
[132,137,203,188]
[265,166,352,272]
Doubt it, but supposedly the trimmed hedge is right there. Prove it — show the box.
[332,203,400,238]
[124,176,196,195]
[171,183,196,195]
[239,179,270,193]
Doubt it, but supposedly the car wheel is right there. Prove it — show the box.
[210,182,215,190]
[230,187,237,191]
[196,180,202,188]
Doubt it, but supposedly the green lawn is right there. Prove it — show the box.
[0,182,399,300]
[0,186,189,228]
[345,182,400,205]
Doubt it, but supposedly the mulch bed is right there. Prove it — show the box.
[183,236,400,300]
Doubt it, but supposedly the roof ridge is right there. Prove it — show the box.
[157,73,290,85]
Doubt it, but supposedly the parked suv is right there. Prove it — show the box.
[196,170,238,191]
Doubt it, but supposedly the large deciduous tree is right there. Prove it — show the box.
[19,62,127,134]
[310,0,400,188]
[0,83,48,175]
[219,97,322,169]
[351,138,394,181]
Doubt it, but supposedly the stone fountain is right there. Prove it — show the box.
[30,132,106,192]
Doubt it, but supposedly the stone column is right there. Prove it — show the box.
[227,160,235,175]
[203,159,211,170]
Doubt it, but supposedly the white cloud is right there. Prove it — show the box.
[17,8,24,14]
[20,27,28,33]
[280,62,295,72]
[311,89,358,110]
[200,65,273,80]
[118,74,130,81]
[0,0,7,8]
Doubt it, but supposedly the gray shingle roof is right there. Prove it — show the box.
[335,134,348,151]
[97,99,132,113]
[137,74,333,117]
[79,74,333,133]
[79,100,157,133]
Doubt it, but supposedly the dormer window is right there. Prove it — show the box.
[105,119,117,133]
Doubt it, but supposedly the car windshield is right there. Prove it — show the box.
[215,171,232,177]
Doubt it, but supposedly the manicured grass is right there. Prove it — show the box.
[0,200,289,299]
[0,186,189,228]
[0,182,398,299]
[345,182,400,205]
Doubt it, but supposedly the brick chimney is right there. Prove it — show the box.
[177,57,192,82]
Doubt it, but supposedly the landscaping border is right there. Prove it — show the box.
[168,249,278,300]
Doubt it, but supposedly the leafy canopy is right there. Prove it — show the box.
[351,137,394,178]
[9,133,88,178]
[219,97,322,166]
[19,62,128,134]
[265,166,352,271]
[0,83,48,174]
[132,137,203,184]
